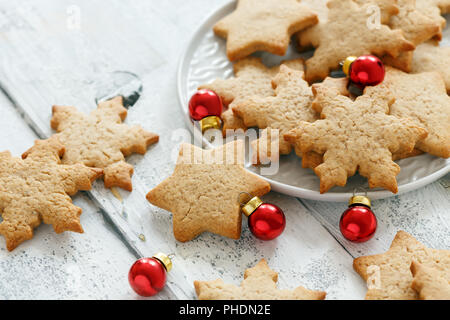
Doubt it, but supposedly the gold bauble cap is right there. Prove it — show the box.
[349,195,371,208]
[200,116,221,133]
[242,196,263,217]
[153,252,173,272]
[342,56,357,76]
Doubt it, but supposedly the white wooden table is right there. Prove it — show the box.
[0,0,448,300]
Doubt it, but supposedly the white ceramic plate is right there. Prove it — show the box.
[177,1,450,202]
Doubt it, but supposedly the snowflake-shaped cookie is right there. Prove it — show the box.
[0,137,102,251]
[51,96,158,191]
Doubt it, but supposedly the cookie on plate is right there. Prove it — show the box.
[312,77,351,97]
[194,259,326,300]
[299,0,414,82]
[387,0,441,44]
[199,57,304,135]
[146,141,271,242]
[51,96,159,192]
[411,41,450,93]
[0,137,102,251]
[438,0,450,12]
[410,260,450,300]
[232,65,318,164]
[379,0,442,72]
[285,84,427,193]
[354,231,450,300]
[375,67,450,158]
[213,0,318,61]
[298,0,398,52]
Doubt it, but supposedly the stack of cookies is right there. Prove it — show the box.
[200,0,450,194]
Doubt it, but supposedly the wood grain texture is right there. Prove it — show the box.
[0,0,447,300]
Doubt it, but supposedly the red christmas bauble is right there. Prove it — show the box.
[188,89,223,121]
[339,199,377,242]
[128,257,167,297]
[349,55,385,87]
[248,203,286,240]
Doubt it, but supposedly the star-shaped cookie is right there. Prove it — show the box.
[51,96,159,192]
[284,84,427,193]
[213,0,318,61]
[300,0,414,82]
[199,57,304,135]
[410,260,450,300]
[354,231,450,300]
[411,41,450,92]
[375,67,450,158]
[380,0,441,72]
[146,141,271,242]
[194,259,326,300]
[232,65,318,164]
[0,137,102,251]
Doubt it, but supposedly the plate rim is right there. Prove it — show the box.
[177,1,450,202]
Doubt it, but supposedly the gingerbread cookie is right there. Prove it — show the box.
[380,0,441,72]
[411,41,450,92]
[284,84,427,193]
[232,65,318,164]
[305,0,398,23]
[300,0,414,82]
[354,231,450,300]
[51,96,159,192]
[235,73,351,167]
[437,0,450,12]
[387,0,441,45]
[0,137,102,251]
[199,57,304,135]
[392,148,424,161]
[300,0,330,23]
[416,0,448,39]
[410,261,450,300]
[376,67,450,158]
[299,0,398,51]
[146,141,271,242]
[213,0,318,61]
[311,77,424,162]
[311,76,351,98]
[194,259,326,300]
